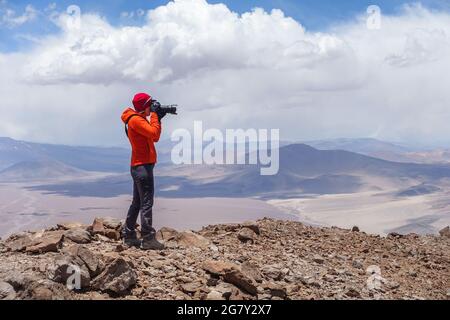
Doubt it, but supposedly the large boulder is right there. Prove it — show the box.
[66,245,103,277]
[47,256,91,289]
[91,258,137,295]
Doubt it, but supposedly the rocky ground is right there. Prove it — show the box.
[0,217,449,300]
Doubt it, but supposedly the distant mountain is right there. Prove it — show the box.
[302,138,450,164]
[28,143,450,199]
[0,137,130,173]
[0,160,87,182]
[305,138,412,154]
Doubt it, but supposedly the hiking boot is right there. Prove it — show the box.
[140,237,165,251]
[123,237,141,248]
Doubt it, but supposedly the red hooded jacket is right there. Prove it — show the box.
[121,108,161,166]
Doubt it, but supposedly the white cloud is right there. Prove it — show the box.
[1,0,450,147]
[1,4,37,28]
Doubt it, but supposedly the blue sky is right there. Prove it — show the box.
[1,0,450,52]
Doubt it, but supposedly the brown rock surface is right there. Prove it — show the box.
[0,217,448,300]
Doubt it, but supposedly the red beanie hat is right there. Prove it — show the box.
[132,93,152,113]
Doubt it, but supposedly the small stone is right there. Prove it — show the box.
[64,228,91,244]
[345,287,361,298]
[202,260,239,276]
[116,244,127,252]
[223,270,258,296]
[180,282,202,294]
[105,229,121,241]
[32,287,54,300]
[264,282,287,299]
[439,226,450,238]
[313,255,325,264]
[175,231,211,249]
[57,222,85,230]
[237,228,257,243]
[0,282,16,300]
[352,260,364,269]
[241,221,260,235]
[156,227,179,241]
[100,217,122,230]
[352,226,360,232]
[91,218,105,235]
[206,290,225,300]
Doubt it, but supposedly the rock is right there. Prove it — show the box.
[241,261,263,283]
[352,259,364,269]
[345,287,361,298]
[47,256,91,289]
[105,229,121,241]
[91,258,137,295]
[5,232,34,252]
[156,227,179,241]
[313,255,325,264]
[261,265,283,281]
[26,231,64,254]
[237,228,257,243]
[223,270,258,296]
[206,290,225,300]
[202,260,240,276]
[31,287,54,300]
[115,244,127,252]
[264,282,287,299]
[91,218,105,235]
[241,221,260,235]
[64,228,91,244]
[352,226,360,232]
[180,282,202,295]
[0,282,16,300]
[175,231,211,249]
[100,217,122,230]
[2,271,34,291]
[70,245,102,277]
[57,222,85,230]
[439,226,450,238]
[214,283,235,300]
[387,232,403,239]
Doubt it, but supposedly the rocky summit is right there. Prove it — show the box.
[0,217,448,300]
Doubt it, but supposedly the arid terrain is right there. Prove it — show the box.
[0,217,448,300]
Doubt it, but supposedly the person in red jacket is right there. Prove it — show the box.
[121,92,166,250]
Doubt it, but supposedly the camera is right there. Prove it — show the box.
[150,100,178,115]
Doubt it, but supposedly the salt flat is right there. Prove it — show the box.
[0,182,295,238]
[268,190,450,235]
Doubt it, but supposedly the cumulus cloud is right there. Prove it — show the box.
[0,0,450,147]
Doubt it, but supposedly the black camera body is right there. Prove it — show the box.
[150,100,178,115]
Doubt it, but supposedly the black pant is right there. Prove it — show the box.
[123,164,156,240]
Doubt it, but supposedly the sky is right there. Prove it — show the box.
[1,0,450,147]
